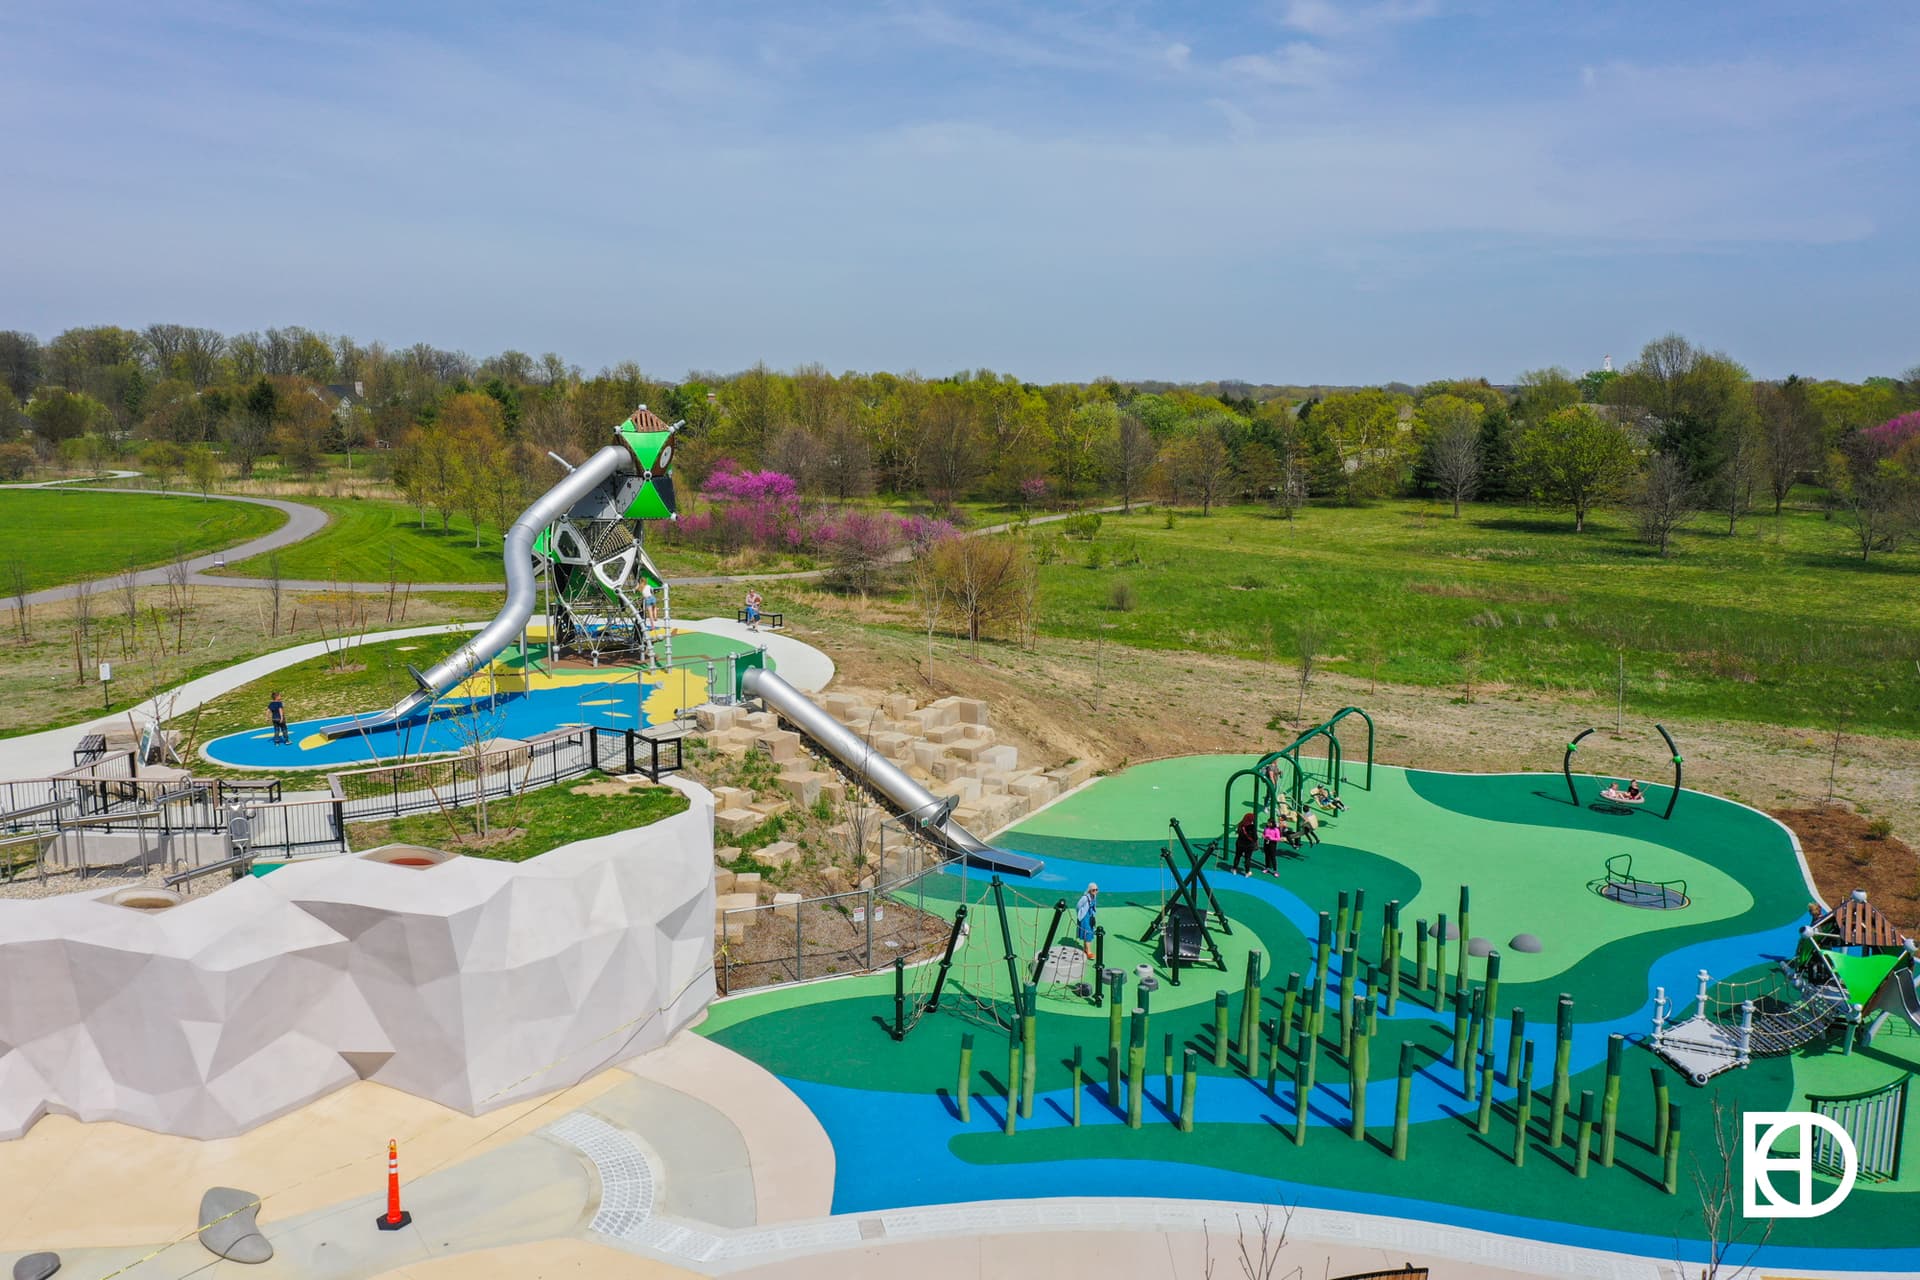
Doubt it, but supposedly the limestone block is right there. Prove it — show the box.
[753,730,803,763]
[1054,759,1095,788]
[714,891,758,916]
[872,731,912,761]
[926,723,967,746]
[978,745,1019,772]
[715,807,762,837]
[733,871,765,899]
[949,739,992,763]
[777,770,826,807]
[883,693,916,719]
[722,919,748,944]
[711,729,757,757]
[929,756,967,782]
[820,866,851,894]
[937,777,983,806]
[957,722,993,743]
[715,846,742,865]
[772,892,804,920]
[980,772,1011,795]
[819,777,848,804]
[820,693,862,720]
[1012,775,1059,805]
[910,742,942,771]
[713,869,737,894]
[739,711,778,732]
[749,799,792,822]
[757,841,802,869]
[935,696,990,725]
[909,705,957,733]
[694,705,741,732]
[712,786,754,811]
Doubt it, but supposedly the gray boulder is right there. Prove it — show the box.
[13,1253,59,1280]
[1510,933,1544,954]
[198,1187,272,1264]
[1466,937,1493,957]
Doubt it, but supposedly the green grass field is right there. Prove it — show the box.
[1025,498,1920,736]
[0,489,286,591]
[346,776,689,862]
[215,495,813,583]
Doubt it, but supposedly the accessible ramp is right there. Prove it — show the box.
[739,666,1042,877]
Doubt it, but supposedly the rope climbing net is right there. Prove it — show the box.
[901,875,1074,1036]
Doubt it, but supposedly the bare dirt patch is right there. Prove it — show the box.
[1773,808,1920,934]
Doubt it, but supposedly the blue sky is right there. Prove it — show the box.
[5,1,1916,384]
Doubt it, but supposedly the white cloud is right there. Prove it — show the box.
[1164,41,1192,71]
[1224,41,1336,87]
[1280,0,1439,38]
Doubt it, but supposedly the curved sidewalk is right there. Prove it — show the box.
[11,486,329,607]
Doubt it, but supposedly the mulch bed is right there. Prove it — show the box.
[1772,807,1920,935]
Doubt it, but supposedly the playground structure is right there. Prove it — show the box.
[1562,724,1684,819]
[1222,706,1374,848]
[1591,852,1690,910]
[327,409,682,742]
[1651,890,1918,1085]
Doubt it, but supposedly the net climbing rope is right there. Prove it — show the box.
[898,873,1077,1037]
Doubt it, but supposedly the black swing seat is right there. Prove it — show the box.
[1160,903,1205,964]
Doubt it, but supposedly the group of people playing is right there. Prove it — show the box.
[1229,783,1346,875]
[1600,779,1646,803]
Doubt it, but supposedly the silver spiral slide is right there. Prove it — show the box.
[740,666,1043,876]
[326,444,635,740]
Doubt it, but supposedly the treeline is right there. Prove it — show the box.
[1,324,1916,557]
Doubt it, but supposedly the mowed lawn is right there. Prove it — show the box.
[1030,498,1920,736]
[217,497,509,583]
[217,496,813,584]
[0,489,286,591]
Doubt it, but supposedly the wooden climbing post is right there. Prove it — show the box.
[1070,1044,1083,1127]
[1479,951,1501,1057]
[1339,947,1356,1058]
[1574,1089,1594,1179]
[1414,919,1429,994]
[1505,1007,1526,1088]
[1512,1040,1536,1167]
[1239,951,1263,1066]
[1652,1066,1671,1158]
[1179,1048,1198,1132]
[1126,1009,1146,1130]
[1280,971,1300,1045]
[1475,1049,1494,1134]
[1454,886,1471,998]
[1548,994,1574,1147]
[1384,900,1402,1014]
[1433,913,1448,1006]
[1663,1102,1683,1194]
[1392,1040,1413,1160]
[1450,986,1471,1072]
[1004,1034,1020,1135]
[1349,1021,1370,1141]
[1020,984,1037,1119]
[1463,987,1484,1098]
[956,1032,973,1123]
[1213,991,1231,1069]
[1599,1034,1623,1167]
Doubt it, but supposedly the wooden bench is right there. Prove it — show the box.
[737,609,785,631]
[72,733,108,769]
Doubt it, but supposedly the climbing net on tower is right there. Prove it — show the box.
[899,873,1079,1038]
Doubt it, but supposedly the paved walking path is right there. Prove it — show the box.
[9,486,329,607]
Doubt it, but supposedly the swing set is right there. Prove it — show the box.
[1222,706,1375,847]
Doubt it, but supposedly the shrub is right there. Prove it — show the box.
[1083,543,1104,570]
[1865,817,1894,840]
[1062,512,1103,540]
[0,442,34,481]
[1162,510,1177,530]
[1108,579,1136,611]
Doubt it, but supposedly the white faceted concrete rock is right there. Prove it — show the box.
[0,781,715,1139]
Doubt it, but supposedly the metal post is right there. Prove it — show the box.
[1093,926,1106,1006]
[866,889,875,970]
[893,957,906,1041]
[795,901,803,983]
[1652,986,1668,1045]
[1694,968,1712,1022]
[1737,999,1755,1066]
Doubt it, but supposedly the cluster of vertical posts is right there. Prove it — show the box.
[936,876,1690,1199]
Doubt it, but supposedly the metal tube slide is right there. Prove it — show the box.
[739,666,1042,876]
[326,445,634,739]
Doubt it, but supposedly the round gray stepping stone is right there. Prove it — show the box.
[13,1252,59,1280]
[1466,937,1493,957]
[1510,933,1544,953]
[199,1187,272,1264]
[1433,921,1461,941]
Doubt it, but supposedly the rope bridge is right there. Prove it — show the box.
[1651,963,1851,1084]
[900,874,1075,1037]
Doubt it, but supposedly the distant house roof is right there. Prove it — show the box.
[321,382,366,402]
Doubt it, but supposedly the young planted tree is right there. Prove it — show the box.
[1165,420,1233,514]
[1756,377,1819,515]
[1422,394,1486,517]
[184,445,221,499]
[1513,408,1637,532]
[1102,412,1157,513]
[931,534,1034,658]
[1632,453,1696,557]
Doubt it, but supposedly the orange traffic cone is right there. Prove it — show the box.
[376,1139,412,1230]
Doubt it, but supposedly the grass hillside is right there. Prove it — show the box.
[0,489,285,591]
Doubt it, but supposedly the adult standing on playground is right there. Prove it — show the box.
[267,691,289,745]
[743,588,763,632]
[1075,883,1099,956]
[1232,811,1257,875]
